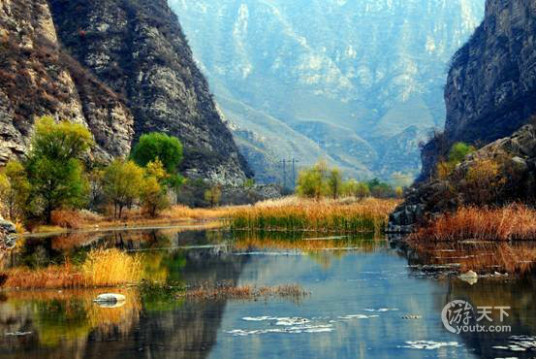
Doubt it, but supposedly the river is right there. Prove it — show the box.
[0,228,535,359]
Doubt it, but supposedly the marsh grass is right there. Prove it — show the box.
[179,281,308,301]
[412,204,536,242]
[229,197,399,234]
[2,248,142,289]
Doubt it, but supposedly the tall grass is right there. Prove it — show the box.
[411,204,536,242]
[229,197,399,234]
[2,248,142,289]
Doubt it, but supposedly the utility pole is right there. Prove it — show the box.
[290,158,300,189]
[280,159,287,189]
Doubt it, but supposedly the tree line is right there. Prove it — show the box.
[295,160,403,200]
[0,117,185,224]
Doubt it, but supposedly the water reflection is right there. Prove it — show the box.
[0,228,535,359]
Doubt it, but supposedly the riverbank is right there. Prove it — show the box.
[410,204,536,242]
[24,197,399,236]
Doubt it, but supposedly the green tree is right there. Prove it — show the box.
[296,161,328,199]
[367,178,394,198]
[25,117,93,223]
[2,161,30,220]
[342,180,370,199]
[141,176,170,218]
[141,160,171,217]
[103,160,145,218]
[131,133,183,174]
[327,168,343,199]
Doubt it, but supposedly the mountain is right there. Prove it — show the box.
[390,0,536,231]
[421,0,536,178]
[170,0,484,183]
[0,0,250,184]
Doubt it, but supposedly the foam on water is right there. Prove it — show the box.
[399,340,460,350]
[338,314,379,320]
[491,335,536,353]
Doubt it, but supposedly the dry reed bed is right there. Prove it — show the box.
[179,282,308,300]
[229,197,399,234]
[1,248,142,289]
[48,205,248,231]
[410,241,536,274]
[411,204,536,242]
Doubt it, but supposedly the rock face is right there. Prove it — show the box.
[390,124,536,232]
[421,0,536,179]
[48,0,251,184]
[0,0,134,163]
[171,0,484,182]
[0,0,250,184]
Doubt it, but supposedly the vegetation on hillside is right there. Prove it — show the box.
[0,117,187,227]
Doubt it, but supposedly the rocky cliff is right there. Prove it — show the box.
[0,0,134,163]
[0,0,250,184]
[421,0,536,179]
[390,124,536,233]
[392,0,536,231]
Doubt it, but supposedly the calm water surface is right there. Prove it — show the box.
[0,228,535,359]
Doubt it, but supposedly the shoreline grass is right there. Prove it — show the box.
[229,197,399,234]
[1,248,142,289]
[411,204,536,242]
[23,197,399,236]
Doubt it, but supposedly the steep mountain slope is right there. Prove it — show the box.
[0,0,134,163]
[170,0,484,182]
[391,0,536,230]
[421,0,536,178]
[0,0,249,184]
[49,0,251,184]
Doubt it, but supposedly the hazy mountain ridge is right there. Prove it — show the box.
[171,0,484,183]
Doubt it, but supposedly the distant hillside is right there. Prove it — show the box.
[170,0,484,183]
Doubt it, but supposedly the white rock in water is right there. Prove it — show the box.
[459,270,478,285]
[94,293,126,303]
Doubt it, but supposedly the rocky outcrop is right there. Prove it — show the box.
[390,124,536,232]
[48,0,251,184]
[0,0,250,184]
[0,0,134,163]
[421,0,536,178]
[0,218,17,261]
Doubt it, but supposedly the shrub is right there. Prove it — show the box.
[2,161,30,220]
[204,185,222,207]
[463,157,506,205]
